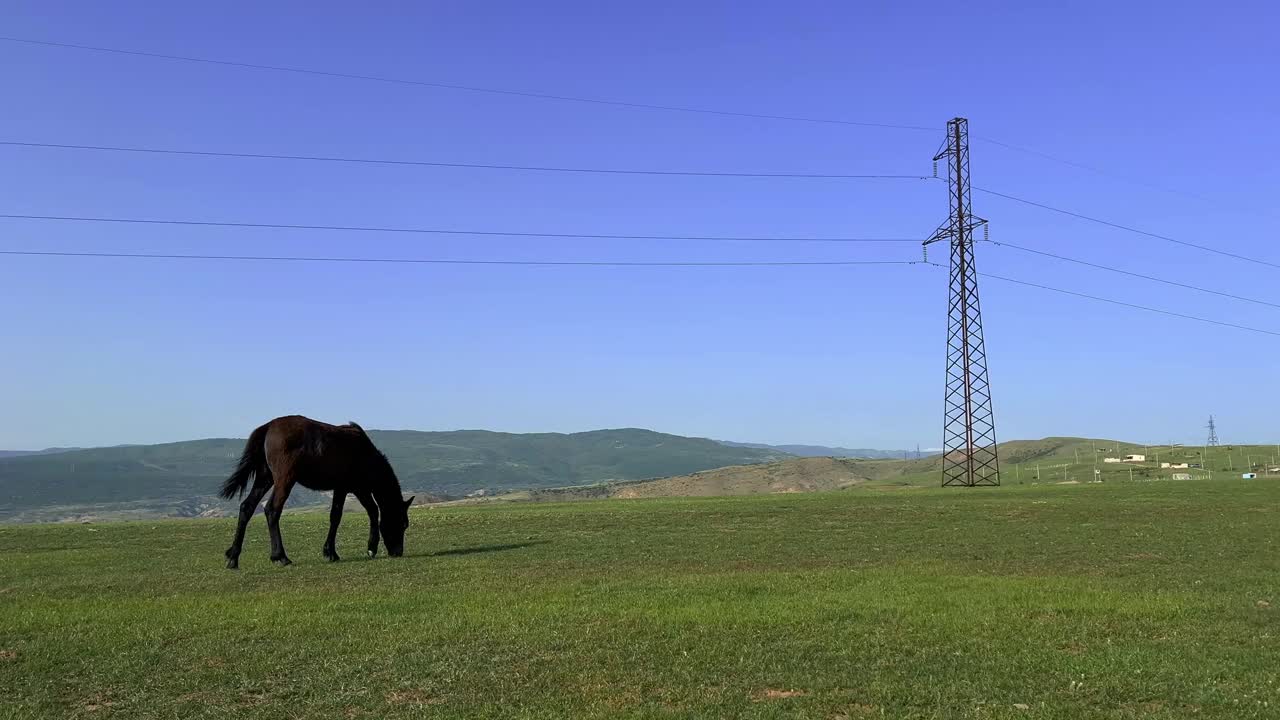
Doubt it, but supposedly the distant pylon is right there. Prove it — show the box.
[1206,415,1220,447]
[924,118,1000,487]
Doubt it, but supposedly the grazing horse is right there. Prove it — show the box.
[218,415,414,569]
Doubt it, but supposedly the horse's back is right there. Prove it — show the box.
[262,415,372,490]
[266,414,345,434]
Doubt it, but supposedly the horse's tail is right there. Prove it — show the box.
[219,423,271,499]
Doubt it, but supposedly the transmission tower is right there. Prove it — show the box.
[1206,415,1220,447]
[924,118,1000,487]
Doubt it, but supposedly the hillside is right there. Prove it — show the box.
[718,440,918,459]
[7,432,1271,522]
[510,457,875,502]
[486,436,1280,502]
[0,448,80,459]
[0,428,787,522]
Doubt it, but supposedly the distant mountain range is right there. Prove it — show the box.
[0,429,789,522]
[0,448,81,459]
[717,441,924,460]
[5,432,1201,522]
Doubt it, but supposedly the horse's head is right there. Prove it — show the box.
[380,496,414,557]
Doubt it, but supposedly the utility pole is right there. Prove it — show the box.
[925,118,999,488]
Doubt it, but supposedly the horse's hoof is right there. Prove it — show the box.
[324,552,340,563]
[226,558,239,570]
[272,557,292,567]
[367,549,377,559]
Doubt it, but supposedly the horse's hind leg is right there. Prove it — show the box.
[323,491,347,562]
[263,474,296,567]
[353,489,380,558]
[224,480,271,570]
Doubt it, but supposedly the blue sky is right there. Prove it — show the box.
[1,1,1277,449]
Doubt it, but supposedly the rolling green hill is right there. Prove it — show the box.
[7,431,1273,522]
[470,436,1280,503]
[0,428,787,522]
[717,441,917,459]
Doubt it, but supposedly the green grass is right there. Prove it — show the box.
[2,480,1278,719]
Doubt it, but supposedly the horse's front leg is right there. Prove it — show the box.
[354,489,379,558]
[323,491,347,562]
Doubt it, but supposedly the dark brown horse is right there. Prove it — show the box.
[219,415,413,569]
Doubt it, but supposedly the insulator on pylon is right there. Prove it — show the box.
[984,224,989,241]
[932,160,938,177]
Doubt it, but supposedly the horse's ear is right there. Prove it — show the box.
[404,496,415,509]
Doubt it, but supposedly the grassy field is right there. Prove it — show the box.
[2,480,1277,719]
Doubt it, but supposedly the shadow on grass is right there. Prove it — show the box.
[425,541,548,557]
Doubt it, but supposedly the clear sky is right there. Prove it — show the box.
[2,1,1277,449]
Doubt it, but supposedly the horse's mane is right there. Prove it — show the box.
[334,421,401,496]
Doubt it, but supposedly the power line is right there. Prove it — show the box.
[14,35,1242,217]
[989,240,1280,311]
[0,141,931,180]
[0,213,923,244]
[12,249,1274,333]
[8,35,1249,220]
[0,36,935,132]
[974,186,1280,270]
[0,248,922,267]
[977,137,1278,221]
[924,262,1280,338]
[974,136,1212,202]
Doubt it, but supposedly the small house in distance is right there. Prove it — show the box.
[1103,457,1123,463]
[1172,473,1192,481]
[1123,454,1146,463]
[1160,462,1190,469]
[1242,473,1258,480]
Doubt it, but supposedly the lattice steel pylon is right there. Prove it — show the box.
[1206,415,1220,447]
[924,118,1000,487]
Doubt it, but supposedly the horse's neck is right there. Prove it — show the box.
[371,478,403,506]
